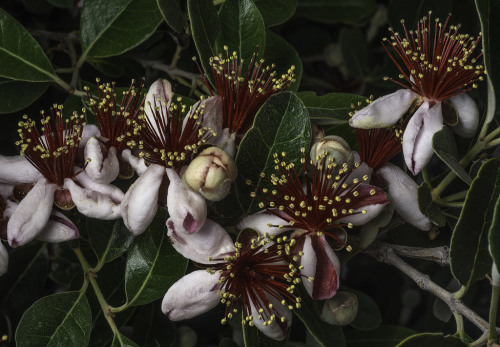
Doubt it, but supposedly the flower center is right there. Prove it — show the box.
[355,127,403,170]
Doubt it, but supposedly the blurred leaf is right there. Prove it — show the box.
[0,8,56,82]
[188,0,219,86]
[0,81,48,113]
[263,30,302,91]
[132,304,176,347]
[388,0,453,28]
[45,0,73,8]
[125,209,188,306]
[242,316,288,346]
[49,243,82,285]
[296,0,375,24]
[16,291,91,347]
[111,333,139,347]
[157,0,186,33]
[347,289,381,331]
[339,28,367,78]
[215,0,266,68]
[253,0,297,26]
[87,56,144,78]
[345,325,415,347]
[396,333,465,346]
[88,218,134,264]
[417,183,446,227]
[432,127,472,185]
[489,195,500,270]
[80,0,163,59]
[450,159,500,287]
[297,91,366,124]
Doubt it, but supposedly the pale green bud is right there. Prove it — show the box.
[321,291,358,326]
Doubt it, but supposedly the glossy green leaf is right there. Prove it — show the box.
[347,289,381,331]
[297,91,366,124]
[157,0,186,33]
[417,182,446,227]
[111,333,139,347]
[124,209,188,306]
[242,315,288,347]
[345,325,415,347]
[188,0,219,86]
[0,8,56,81]
[0,81,48,113]
[253,0,297,26]
[475,0,500,124]
[432,127,471,185]
[339,28,367,78]
[80,0,163,59]
[263,30,302,92]
[215,0,266,67]
[296,0,375,24]
[450,159,500,287]
[489,195,500,270]
[88,218,134,263]
[396,333,465,346]
[16,291,91,347]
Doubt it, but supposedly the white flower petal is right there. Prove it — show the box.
[0,155,43,184]
[377,163,432,230]
[166,168,207,235]
[162,270,221,320]
[250,294,292,341]
[80,124,101,147]
[145,79,173,136]
[64,179,121,220]
[121,149,148,176]
[36,210,80,242]
[237,210,292,236]
[7,179,56,247]
[337,184,388,226]
[84,138,120,184]
[350,89,418,129]
[449,93,479,138]
[184,96,223,137]
[0,183,13,200]
[403,101,444,175]
[214,128,236,158]
[74,170,124,203]
[0,242,8,276]
[167,218,234,264]
[121,164,165,235]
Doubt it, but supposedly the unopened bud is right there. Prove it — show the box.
[321,291,358,326]
[183,147,237,201]
[310,135,354,170]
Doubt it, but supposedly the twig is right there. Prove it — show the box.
[369,241,450,266]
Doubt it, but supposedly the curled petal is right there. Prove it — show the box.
[185,96,223,137]
[403,101,444,175]
[349,90,418,129]
[121,149,148,176]
[214,128,236,158]
[145,79,173,136]
[0,155,43,184]
[337,184,389,225]
[166,169,207,235]
[64,179,121,220]
[250,294,292,341]
[80,124,101,147]
[162,270,221,320]
[84,138,120,184]
[377,163,432,230]
[7,179,56,247]
[237,210,292,236]
[300,235,340,300]
[449,94,479,138]
[37,210,80,242]
[0,242,8,276]
[74,171,124,204]
[167,218,234,264]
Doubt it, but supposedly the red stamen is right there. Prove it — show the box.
[355,127,402,170]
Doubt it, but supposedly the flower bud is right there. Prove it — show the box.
[183,147,237,201]
[310,135,354,171]
[321,291,358,326]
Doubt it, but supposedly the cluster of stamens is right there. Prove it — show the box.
[382,12,484,101]
[16,106,84,186]
[208,234,301,327]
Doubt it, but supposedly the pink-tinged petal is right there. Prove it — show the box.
[377,163,432,230]
[74,171,124,203]
[214,128,236,158]
[250,294,292,341]
[120,164,164,235]
[161,270,221,320]
[350,90,418,129]
[80,124,100,147]
[0,183,13,200]
[237,210,292,236]
[36,210,80,242]
[337,184,389,225]
[0,242,7,276]
[7,179,56,247]
[300,235,340,300]
[145,79,173,136]
[0,155,43,184]
[64,179,121,220]
[449,93,479,138]
[403,101,444,175]
[84,138,120,184]
[166,169,207,235]
[347,157,373,183]
[185,96,223,137]
[167,218,234,264]
[121,149,148,176]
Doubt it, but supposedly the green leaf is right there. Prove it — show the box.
[432,127,472,185]
[0,8,56,81]
[49,242,82,285]
[339,28,367,78]
[263,30,302,92]
[417,182,446,227]
[489,195,500,270]
[450,159,500,286]
[111,333,139,347]
[296,0,375,24]
[396,333,466,346]
[132,304,176,347]
[157,0,186,33]
[16,291,91,347]
[188,0,220,86]
[88,218,134,264]
[297,91,366,124]
[253,0,297,26]
[0,80,48,113]
[80,0,163,59]
[346,289,381,331]
[475,0,500,124]
[242,315,288,347]
[215,0,266,66]
[124,209,188,306]
[345,325,415,347]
